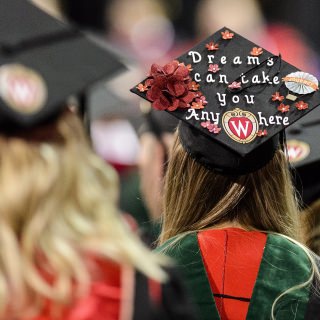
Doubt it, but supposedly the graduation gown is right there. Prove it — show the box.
[157,228,319,320]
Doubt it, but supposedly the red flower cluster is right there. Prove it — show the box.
[143,61,200,111]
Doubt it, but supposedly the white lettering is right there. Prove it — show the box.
[216,92,226,106]
[258,112,269,126]
[188,51,202,63]
[241,73,249,84]
[185,108,199,120]
[267,57,274,66]
[247,56,260,65]
[207,55,215,63]
[244,95,255,104]
[232,95,240,103]
[221,56,227,64]
[233,56,242,65]
[206,74,216,83]
[194,72,202,82]
[219,74,228,84]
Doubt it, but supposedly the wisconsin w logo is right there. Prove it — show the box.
[222,108,258,144]
[287,140,310,163]
[0,64,47,113]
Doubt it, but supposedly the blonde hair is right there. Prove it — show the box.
[302,199,320,255]
[160,135,301,244]
[159,134,319,319]
[0,111,166,319]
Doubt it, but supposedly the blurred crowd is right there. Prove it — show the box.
[33,0,320,245]
[1,0,320,319]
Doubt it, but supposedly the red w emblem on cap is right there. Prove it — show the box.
[228,117,253,139]
[7,78,38,109]
[222,108,258,143]
[0,64,47,113]
[287,140,310,163]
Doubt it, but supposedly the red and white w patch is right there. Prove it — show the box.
[222,108,258,144]
[287,140,310,163]
[0,64,47,113]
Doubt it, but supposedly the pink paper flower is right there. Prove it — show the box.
[228,81,242,90]
[208,64,220,73]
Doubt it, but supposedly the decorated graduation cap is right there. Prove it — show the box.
[0,0,125,129]
[131,27,320,175]
[287,107,320,205]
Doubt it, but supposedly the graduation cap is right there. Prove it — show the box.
[0,0,125,129]
[130,27,320,175]
[287,107,320,205]
[139,101,179,138]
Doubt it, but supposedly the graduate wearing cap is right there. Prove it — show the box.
[286,107,320,257]
[0,1,198,319]
[137,104,179,245]
[131,27,320,319]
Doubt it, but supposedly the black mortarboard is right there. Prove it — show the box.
[287,107,320,205]
[130,27,320,175]
[0,0,125,128]
[138,101,179,138]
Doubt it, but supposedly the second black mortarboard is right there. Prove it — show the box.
[131,27,320,174]
[0,0,125,128]
[287,107,320,205]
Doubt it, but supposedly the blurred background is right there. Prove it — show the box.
[31,0,320,244]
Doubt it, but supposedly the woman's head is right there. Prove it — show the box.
[0,110,166,318]
[160,133,300,244]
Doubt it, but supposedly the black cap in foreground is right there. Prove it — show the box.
[0,0,125,129]
[131,27,320,175]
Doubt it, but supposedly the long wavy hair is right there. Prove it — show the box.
[0,110,166,319]
[160,134,301,244]
[159,134,319,320]
[302,199,320,255]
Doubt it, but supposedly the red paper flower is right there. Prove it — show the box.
[208,64,220,73]
[257,129,268,137]
[145,60,197,111]
[136,83,149,92]
[201,121,221,134]
[271,91,284,102]
[194,91,203,98]
[189,81,200,91]
[228,81,242,90]
[175,61,193,71]
[278,103,290,113]
[295,101,309,110]
[221,30,234,40]
[250,47,263,56]
[191,101,204,109]
[197,95,208,105]
[206,42,219,51]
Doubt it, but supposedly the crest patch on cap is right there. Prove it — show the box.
[287,139,310,163]
[0,64,47,113]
